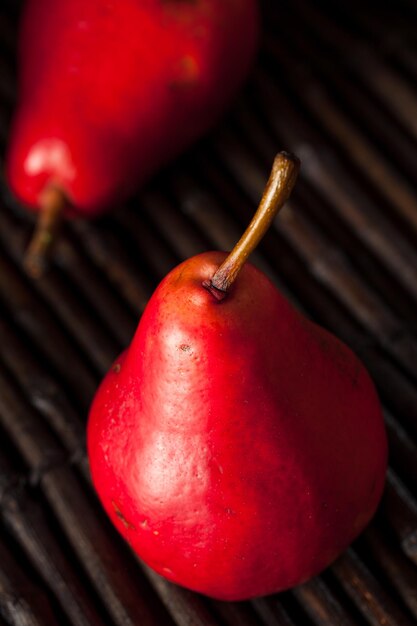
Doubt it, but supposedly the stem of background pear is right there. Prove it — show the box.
[23,185,67,279]
[203,151,300,301]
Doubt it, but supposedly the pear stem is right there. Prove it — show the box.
[203,152,300,301]
[23,185,67,279]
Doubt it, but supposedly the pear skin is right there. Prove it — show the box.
[7,0,259,216]
[88,251,387,601]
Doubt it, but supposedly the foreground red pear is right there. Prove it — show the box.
[87,153,387,601]
[6,0,259,275]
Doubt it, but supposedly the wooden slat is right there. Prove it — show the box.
[0,1,416,624]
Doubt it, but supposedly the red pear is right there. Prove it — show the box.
[87,153,387,601]
[6,0,259,275]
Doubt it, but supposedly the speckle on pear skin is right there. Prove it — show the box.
[112,500,135,530]
[170,55,200,89]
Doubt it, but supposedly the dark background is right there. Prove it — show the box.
[0,0,416,624]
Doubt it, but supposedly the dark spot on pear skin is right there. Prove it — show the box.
[173,267,186,285]
[180,344,191,352]
[112,500,135,530]
[169,56,199,89]
[112,363,121,374]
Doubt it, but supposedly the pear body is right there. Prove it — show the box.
[88,252,387,600]
[6,0,259,216]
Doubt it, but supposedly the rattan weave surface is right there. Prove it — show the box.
[0,1,417,624]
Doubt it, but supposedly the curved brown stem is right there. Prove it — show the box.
[203,152,300,301]
[23,186,67,279]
